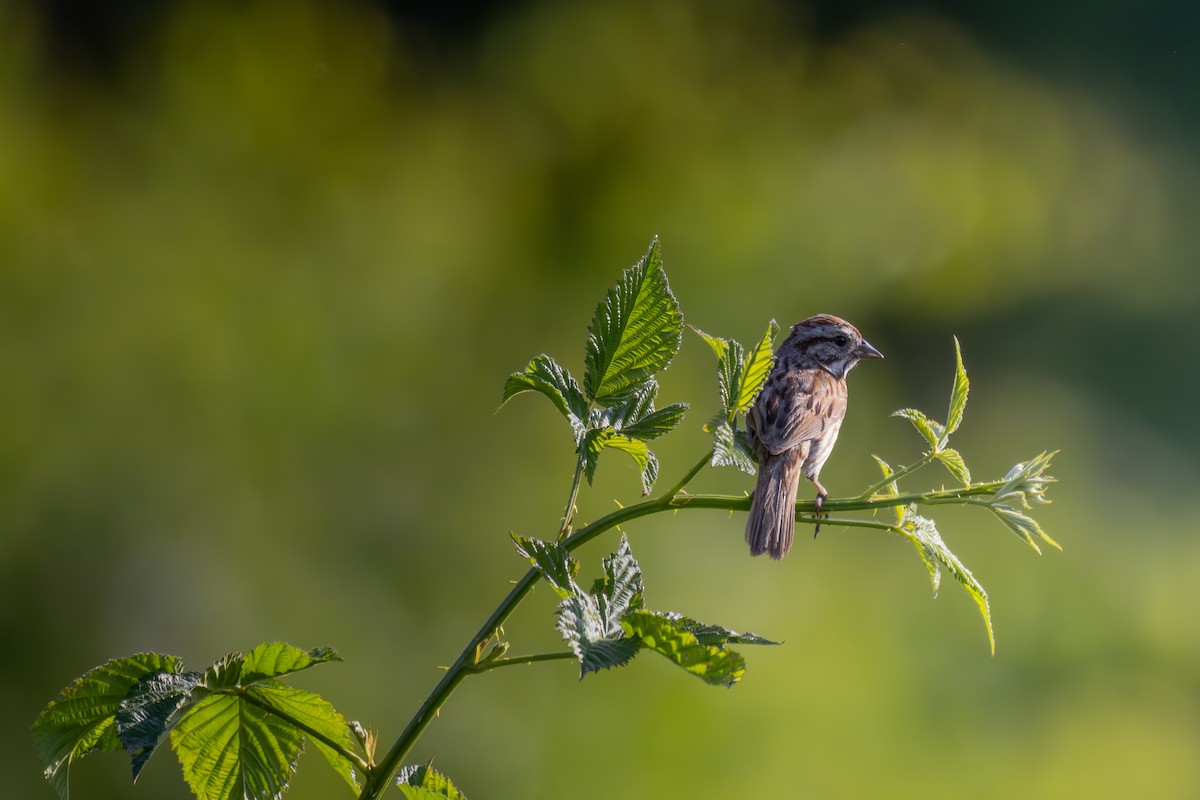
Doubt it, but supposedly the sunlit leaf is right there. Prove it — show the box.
[583,238,683,405]
[944,336,970,440]
[511,534,578,600]
[397,762,467,800]
[238,643,342,685]
[892,408,945,451]
[622,610,747,687]
[690,326,743,417]
[650,611,779,647]
[898,511,994,654]
[171,687,305,800]
[33,652,185,800]
[733,319,779,415]
[243,684,361,792]
[935,448,972,486]
[870,455,906,526]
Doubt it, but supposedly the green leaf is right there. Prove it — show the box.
[988,505,1054,554]
[595,534,645,618]
[171,687,305,800]
[556,593,642,676]
[167,644,356,800]
[243,684,361,792]
[238,643,343,685]
[583,238,683,406]
[870,455,906,525]
[501,354,588,441]
[650,611,779,647]
[397,762,468,800]
[898,511,994,655]
[944,336,970,440]
[711,420,757,474]
[935,448,972,486]
[690,326,744,417]
[511,534,579,600]
[733,319,779,415]
[556,535,645,678]
[621,610,747,687]
[604,434,660,496]
[33,652,185,800]
[892,408,945,451]
[116,670,203,781]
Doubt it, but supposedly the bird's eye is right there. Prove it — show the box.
[834,335,848,347]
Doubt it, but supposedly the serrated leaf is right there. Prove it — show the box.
[238,643,342,685]
[989,505,1060,554]
[621,610,747,687]
[936,448,972,486]
[502,355,588,441]
[733,319,779,415]
[619,402,688,441]
[397,763,467,800]
[651,611,780,646]
[511,534,578,600]
[33,652,185,800]
[870,455,906,526]
[892,408,946,451]
[556,593,641,677]
[556,535,645,678]
[171,687,305,800]
[583,238,683,405]
[597,534,644,616]
[243,684,361,792]
[899,511,994,654]
[117,670,203,781]
[582,430,661,495]
[711,420,757,474]
[690,326,744,417]
[944,336,970,440]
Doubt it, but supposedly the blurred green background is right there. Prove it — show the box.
[4,0,1198,797]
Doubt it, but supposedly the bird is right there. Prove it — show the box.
[745,314,883,559]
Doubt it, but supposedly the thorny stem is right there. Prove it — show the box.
[857,453,937,499]
[558,454,587,537]
[463,651,577,675]
[359,457,1007,798]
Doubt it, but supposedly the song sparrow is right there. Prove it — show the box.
[745,314,883,559]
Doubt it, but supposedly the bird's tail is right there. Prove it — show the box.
[745,451,803,559]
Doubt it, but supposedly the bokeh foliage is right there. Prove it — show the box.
[4,0,1199,798]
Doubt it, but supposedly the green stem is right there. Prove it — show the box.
[558,454,587,537]
[857,453,937,499]
[464,651,577,675]
[360,452,715,799]
[233,688,371,775]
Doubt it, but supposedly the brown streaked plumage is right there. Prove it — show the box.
[745,314,883,559]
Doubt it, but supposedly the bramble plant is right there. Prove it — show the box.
[33,238,1058,800]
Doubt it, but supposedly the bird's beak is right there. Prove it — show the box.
[856,340,884,359]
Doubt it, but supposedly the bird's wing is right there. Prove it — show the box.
[748,368,845,456]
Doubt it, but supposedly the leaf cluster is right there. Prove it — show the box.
[514,534,777,687]
[32,643,363,800]
[691,320,779,473]
[502,238,687,495]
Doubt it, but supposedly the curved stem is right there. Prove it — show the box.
[361,460,1005,798]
